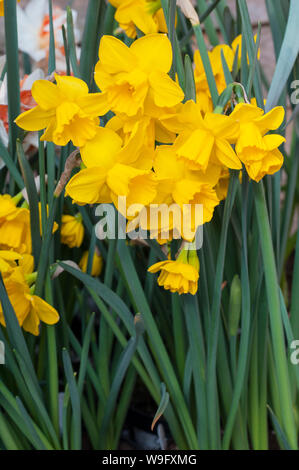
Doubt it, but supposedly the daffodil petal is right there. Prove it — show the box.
[98,35,137,73]
[22,310,40,336]
[230,102,264,122]
[255,106,285,134]
[31,295,60,325]
[149,70,184,108]
[116,1,158,36]
[77,93,110,117]
[215,139,242,169]
[15,106,53,131]
[80,127,122,169]
[31,79,60,110]
[66,167,110,204]
[55,73,89,100]
[131,33,172,73]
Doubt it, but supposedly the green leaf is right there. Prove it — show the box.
[17,140,41,265]
[206,171,239,449]
[3,0,20,164]
[0,274,41,395]
[66,7,79,77]
[268,406,292,450]
[98,315,144,448]
[253,181,297,449]
[116,240,198,449]
[60,262,188,449]
[79,0,103,87]
[48,0,56,74]
[16,398,48,450]
[0,411,19,449]
[238,0,263,107]
[77,313,95,395]
[151,383,170,431]
[266,0,299,111]
[0,141,24,190]
[62,348,81,450]
[14,348,61,449]
[193,24,219,107]
[184,54,196,101]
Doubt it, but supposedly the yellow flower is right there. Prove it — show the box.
[230,103,285,182]
[162,100,241,172]
[79,250,103,277]
[94,34,184,117]
[61,213,84,248]
[148,248,200,295]
[194,45,235,114]
[65,126,157,211]
[15,74,109,147]
[0,251,22,274]
[38,202,59,236]
[0,195,58,254]
[0,256,59,335]
[231,34,260,67]
[0,195,31,254]
[109,0,167,38]
[215,167,230,201]
[134,145,220,241]
[106,105,178,149]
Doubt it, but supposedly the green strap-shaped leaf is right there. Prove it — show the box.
[266,0,299,111]
[62,348,81,450]
[17,140,41,265]
[267,406,292,450]
[98,315,144,448]
[151,383,170,431]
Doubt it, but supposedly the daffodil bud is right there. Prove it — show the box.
[177,0,200,26]
[228,274,242,336]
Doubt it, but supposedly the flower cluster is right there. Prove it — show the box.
[15,30,285,296]
[0,193,60,334]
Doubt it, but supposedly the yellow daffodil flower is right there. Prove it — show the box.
[109,0,167,38]
[231,34,260,67]
[65,126,157,211]
[230,103,285,182]
[94,34,184,117]
[61,213,84,248]
[162,100,241,172]
[106,105,178,150]
[0,254,59,335]
[134,145,220,241]
[148,248,200,295]
[0,251,22,274]
[194,45,235,114]
[79,250,103,277]
[0,194,31,254]
[0,195,58,254]
[215,167,230,201]
[15,74,109,147]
